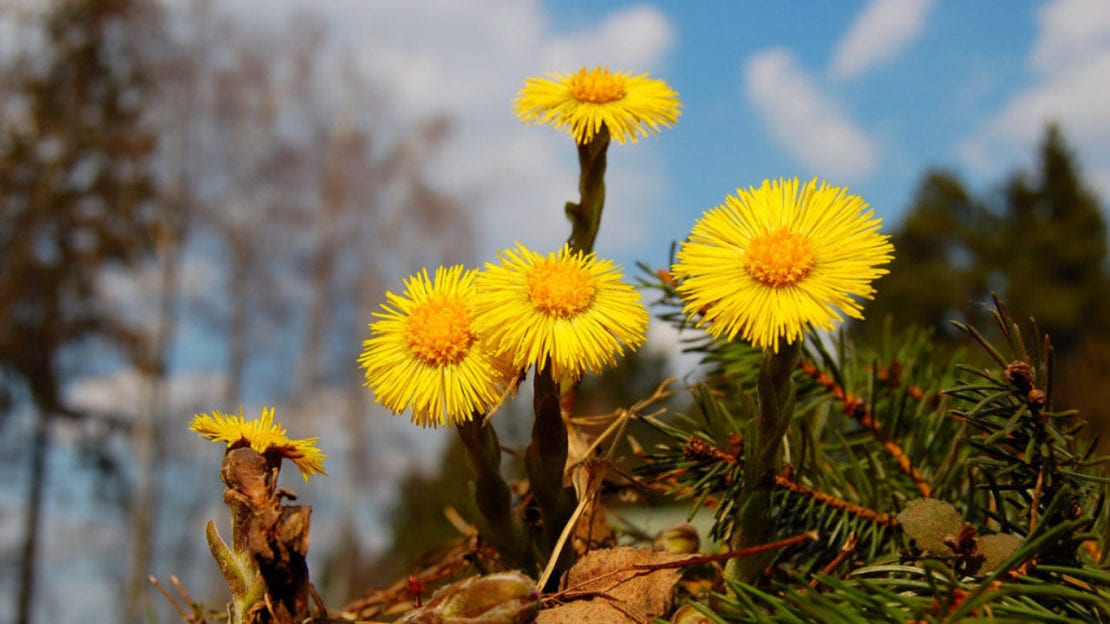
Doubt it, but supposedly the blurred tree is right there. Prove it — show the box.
[0,1,160,622]
[863,169,995,340]
[994,124,1109,351]
[860,124,1109,439]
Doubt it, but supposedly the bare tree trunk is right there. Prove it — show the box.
[124,222,181,622]
[294,124,361,405]
[16,407,50,624]
[293,196,338,404]
[224,236,249,406]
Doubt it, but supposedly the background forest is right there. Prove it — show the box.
[2,1,1109,623]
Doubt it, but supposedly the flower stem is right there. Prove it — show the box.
[455,416,529,570]
[525,364,576,585]
[522,124,611,584]
[724,340,801,584]
[565,124,610,255]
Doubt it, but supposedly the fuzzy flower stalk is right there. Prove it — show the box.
[515,65,680,253]
[513,66,675,577]
[475,243,648,575]
[672,177,894,583]
[358,265,529,567]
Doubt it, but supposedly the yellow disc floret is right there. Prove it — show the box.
[405,296,474,367]
[567,66,626,103]
[744,228,816,287]
[526,259,597,318]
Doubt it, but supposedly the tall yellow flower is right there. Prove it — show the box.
[514,66,681,145]
[474,243,648,383]
[672,178,894,352]
[190,406,327,481]
[359,265,517,428]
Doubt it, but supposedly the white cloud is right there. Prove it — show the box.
[643,316,708,382]
[958,0,1110,200]
[1030,0,1110,74]
[830,0,935,80]
[541,5,677,72]
[745,48,879,180]
[328,0,678,258]
[196,0,677,259]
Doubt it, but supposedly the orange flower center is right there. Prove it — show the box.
[405,296,474,366]
[744,228,816,287]
[568,67,626,104]
[527,259,596,318]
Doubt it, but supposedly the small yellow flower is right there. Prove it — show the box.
[514,66,681,145]
[190,406,327,481]
[359,265,517,428]
[672,178,894,352]
[474,243,648,383]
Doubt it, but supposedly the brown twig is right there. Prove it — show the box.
[630,531,819,571]
[341,538,488,618]
[149,575,194,623]
[810,534,859,587]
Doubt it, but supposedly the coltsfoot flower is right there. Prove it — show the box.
[359,265,517,428]
[190,406,327,481]
[672,178,894,352]
[514,66,681,145]
[474,243,648,383]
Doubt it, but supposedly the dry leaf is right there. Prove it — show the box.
[538,547,689,624]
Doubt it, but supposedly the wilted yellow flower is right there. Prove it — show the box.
[672,178,894,352]
[514,66,681,145]
[190,406,327,481]
[474,243,648,383]
[359,265,517,428]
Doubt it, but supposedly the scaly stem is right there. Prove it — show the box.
[524,364,575,584]
[524,125,611,584]
[565,125,610,255]
[456,416,529,570]
[724,340,801,584]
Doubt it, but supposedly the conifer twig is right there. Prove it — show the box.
[799,359,933,497]
[773,474,899,526]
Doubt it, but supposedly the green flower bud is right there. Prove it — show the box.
[654,523,700,554]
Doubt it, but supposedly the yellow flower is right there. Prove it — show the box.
[474,243,648,383]
[514,66,681,145]
[672,178,894,352]
[189,406,327,481]
[359,265,517,428]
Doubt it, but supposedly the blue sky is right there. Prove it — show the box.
[289,0,1110,279]
[532,0,1107,271]
[172,0,1110,281]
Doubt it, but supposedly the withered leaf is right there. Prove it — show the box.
[537,547,689,624]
